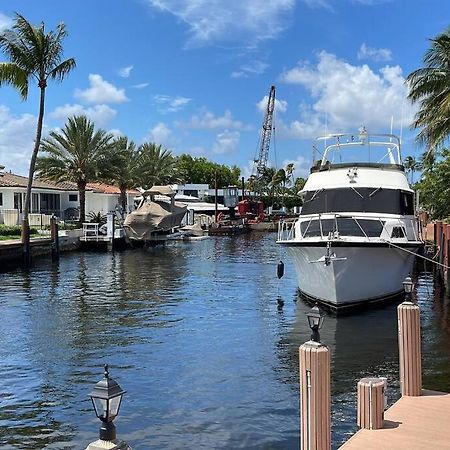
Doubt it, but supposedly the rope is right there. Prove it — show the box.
[381,239,450,271]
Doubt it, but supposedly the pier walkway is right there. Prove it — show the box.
[340,390,450,449]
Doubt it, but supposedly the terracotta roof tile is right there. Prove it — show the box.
[0,172,66,190]
[86,182,140,195]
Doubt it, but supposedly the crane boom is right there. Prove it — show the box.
[255,85,276,176]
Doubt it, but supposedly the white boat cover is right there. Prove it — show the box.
[123,200,187,241]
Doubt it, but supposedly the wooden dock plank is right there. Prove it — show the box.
[340,390,450,449]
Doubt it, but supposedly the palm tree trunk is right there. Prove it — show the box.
[22,85,46,266]
[24,86,46,221]
[120,186,127,215]
[78,181,87,224]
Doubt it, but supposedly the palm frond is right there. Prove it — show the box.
[0,63,28,99]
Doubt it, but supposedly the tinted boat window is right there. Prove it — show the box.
[301,188,414,215]
[300,218,384,238]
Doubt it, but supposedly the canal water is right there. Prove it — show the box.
[0,234,449,449]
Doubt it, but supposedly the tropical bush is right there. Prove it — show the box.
[0,224,38,236]
[87,211,107,225]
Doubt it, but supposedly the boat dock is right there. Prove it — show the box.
[340,390,450,449]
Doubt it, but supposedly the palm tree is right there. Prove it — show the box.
[104,136,141,215]
[404,155,418,183]
[285,163,295,187]
[407,27,450,152]
[138,142,180,189]
[36,115,114,223]
[0,14,75,226]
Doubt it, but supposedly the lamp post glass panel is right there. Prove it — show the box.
[403,275,414,302]
[89,365,126,441]
[306,304,325,343]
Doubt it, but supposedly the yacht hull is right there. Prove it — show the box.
[284,243,420,307]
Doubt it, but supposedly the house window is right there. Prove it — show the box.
[32,193,39,213]
[40,193,61,213]
[0,193,2,206]
[69,194,78,202]
[14,192,23,212]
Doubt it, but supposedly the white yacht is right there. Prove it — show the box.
[277,129,423,308]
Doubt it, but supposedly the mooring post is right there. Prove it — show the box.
[107,212,115,252]
[357,377,386,430]
[398,301,422,396]
[299,341,331,450]
[50,216,60,261]
[21,218,31,267]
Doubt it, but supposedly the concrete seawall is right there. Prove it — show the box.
[0,229,82,265]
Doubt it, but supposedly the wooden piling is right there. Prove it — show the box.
[299,342,331,450]
[50,216,60,261]
[398,302,422,396]
[21,218,31,267]
[357,377,385,430]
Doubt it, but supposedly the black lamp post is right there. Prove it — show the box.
[403,275,414,303]
[89,365,126,441]
[306,304,325,343]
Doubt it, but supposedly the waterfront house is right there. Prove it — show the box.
[0,165,138,226]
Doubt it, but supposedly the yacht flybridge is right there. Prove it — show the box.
[277,129,423,308]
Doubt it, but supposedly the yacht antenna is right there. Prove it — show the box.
[399,100,404,144]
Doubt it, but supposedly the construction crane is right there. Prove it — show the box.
[254,85,276,177]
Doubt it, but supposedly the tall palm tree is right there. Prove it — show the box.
[138,142,180,189]
[407,27,450,152]
[104,136,141,214]
[0,14,75,224]
[404,155,418,184]
[36,115,114,223]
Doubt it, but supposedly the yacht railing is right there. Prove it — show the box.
[315,132,402,167]
[277,214,420,242]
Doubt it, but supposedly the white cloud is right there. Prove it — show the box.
[357,43,392,62]
[49,104,117,127]
[109,128,124,137]
[0,105,37,175]
[0,12,12,31]
[279,51,414,138]
[118,65,134,78]
[212,130,240,154]
[231,60,269,78]
[75,74,128,104]
[147,0,295,47]
[257,96,288,114]
[153,95,191,113]
[182,109,244,130]
[131,83,149,89]
[145,122,177,147]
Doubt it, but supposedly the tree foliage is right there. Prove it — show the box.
[103,137,140,213]
[0,13,75,225]
[138,143,180,189]
[407,27,450,151]
[36,115,114,223]
[415,148,450,219]
[175,154,240,187]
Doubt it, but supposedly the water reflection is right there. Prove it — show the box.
[0,238,448,449]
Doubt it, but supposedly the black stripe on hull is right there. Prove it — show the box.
[298,288,405,311]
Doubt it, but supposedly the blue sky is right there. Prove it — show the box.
[0,0,448,179]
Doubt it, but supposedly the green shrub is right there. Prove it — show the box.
[0,224,38,236]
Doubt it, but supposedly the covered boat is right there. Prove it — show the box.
[123,186,187,242]
[277,129,423,308]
